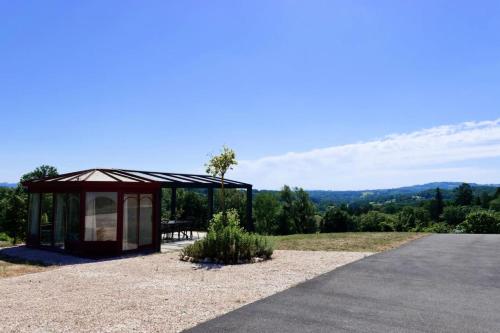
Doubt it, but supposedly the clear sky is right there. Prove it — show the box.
[1,1,500,189]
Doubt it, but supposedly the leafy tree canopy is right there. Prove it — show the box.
[429,188,444,221]
[321,206,353,232]
[205,146,237,214]
[454,183,473,206]
[254,192,280,235]
[459,210,500,234]
[20,165,58,183]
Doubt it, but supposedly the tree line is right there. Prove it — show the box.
[0,165,58,243]
[2,164,500,245]
[253,183,500,235]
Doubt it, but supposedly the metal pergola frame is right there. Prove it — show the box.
[23,168,253,255]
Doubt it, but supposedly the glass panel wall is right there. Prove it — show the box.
[139,194,153,246]
[53,193,81,248]
[28,192,80,247]
[28,193,40,238]
[85,192,117,241]
[66,193,80,241]
[123,194,138,250]
[40,193,54,246]
[54,194,66,248]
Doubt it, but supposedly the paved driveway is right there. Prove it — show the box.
[187,234,500,332]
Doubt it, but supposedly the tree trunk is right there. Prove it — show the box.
[221,174,225,213]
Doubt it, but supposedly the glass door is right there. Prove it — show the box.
[66,193,81,242]
[123,194,139,250]
[54,194,66,248]
[40,193,54,246]
[123,193,153,251]
[53,193,81,249]
[139,194,153,246]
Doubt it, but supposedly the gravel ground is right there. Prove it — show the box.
[0,250,371,333]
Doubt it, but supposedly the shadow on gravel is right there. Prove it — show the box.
[0,245,154,266]
[191,263,224,270]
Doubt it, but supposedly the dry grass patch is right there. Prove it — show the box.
[0,240,13,248]
[0,254,51,278]
[269,232,428,252]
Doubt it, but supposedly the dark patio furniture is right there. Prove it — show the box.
[161,219,194,241]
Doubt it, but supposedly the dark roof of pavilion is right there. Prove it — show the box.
[24,168,251,188]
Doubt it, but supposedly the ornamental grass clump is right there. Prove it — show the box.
[181,209,274,264]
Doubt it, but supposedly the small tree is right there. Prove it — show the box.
[321,206,353,233]
[205,146,237,214]
[397,206,417,231]
[480,191,492,209]
[254,192,280,235]
[4,190,27,244]
[277,185,295,235]
[293,188,317,233]
[455,183,473,206]
[429,188,444,221]
[441,205,469,226]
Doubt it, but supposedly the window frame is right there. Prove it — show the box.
[84,191,119,242]
[122,192,154,251]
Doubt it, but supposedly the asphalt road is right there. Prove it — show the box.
[186,234,500,333]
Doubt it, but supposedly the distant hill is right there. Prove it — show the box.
[391,182,470,192]
[0,183,17,188]
[305,182,499,205]
[256,182,500,206]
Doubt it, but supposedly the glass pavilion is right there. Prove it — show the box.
[23,169,253,256]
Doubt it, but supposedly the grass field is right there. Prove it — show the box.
[0,241,11,248]
[269,232,428,252]
[0,253,50,278]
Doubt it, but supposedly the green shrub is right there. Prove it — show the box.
[458,210,500,233]
[0,232,11,242]
[489,198,500,212]
[421,222,451,233]
[181,209,274,264]
[321,207,354,232]
[441,206,470,226]
[359,211,396,232]
[395,207,430,231]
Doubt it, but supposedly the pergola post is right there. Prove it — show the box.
[170,188,177,219]
[155,188,162,252]
[246,186,253,231]
[207,187,214,221]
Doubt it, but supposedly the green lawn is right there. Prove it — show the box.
[268,232,428,252]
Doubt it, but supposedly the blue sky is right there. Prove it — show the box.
[1,1,500,189]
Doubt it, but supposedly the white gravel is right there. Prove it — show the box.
[0,250,371,333]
